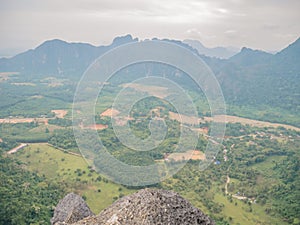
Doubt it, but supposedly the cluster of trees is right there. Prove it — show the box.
[0,79,74,118]
[48,118,72,127]
[0,122,49,144]
[0,139,18,152]
[0,152,65,224]
[222,126,300,224]
[48,129,78,152]
[158,124,300,224]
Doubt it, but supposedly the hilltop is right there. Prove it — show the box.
[52,189,215,225]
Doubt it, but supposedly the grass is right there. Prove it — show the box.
[251,155,287,180]
[29,124,63,133]
[10,144,291,224]
[214,193,288,225]
[13,143,134,213]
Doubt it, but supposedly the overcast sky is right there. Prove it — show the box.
[0,0,299,56]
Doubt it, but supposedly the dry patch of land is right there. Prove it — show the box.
[29,124,62,132]
[192,127,209,135]
[169,112,300,132]
[169,112,199,125]
[166,150,205,162]
[11,82,36,86]
[30,95,44,99]
[210,115,300,131]
[86,124,108,130]
[113,116,134,126]
[121,83,170,98]
[51,109,68,118]
[0,72,19,82]
[101,108,120,117]
[41,77,66,87]
[0,118,48,124]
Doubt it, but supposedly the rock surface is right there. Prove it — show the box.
[51,193,94,225]
[53,189,214,225]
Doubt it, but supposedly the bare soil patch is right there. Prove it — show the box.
[169,112,199,125]
[0,118,48,124]
[192,127,209,134]
[101,108,120,117]
[113,116,134,126]
[169,112,300,131]
[11,82,36,86]
[86,124,108,130]
[121,83,170,98]
[30,95,44,99]
[51,109,68,118]
[0,72,19,82]
[209,115,300,131]
[166,150,205,161]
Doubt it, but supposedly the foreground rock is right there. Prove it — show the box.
[51,193,94,224]
[53,189,214,225]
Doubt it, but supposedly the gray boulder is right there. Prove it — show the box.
[51,193,94,225]
[72,188,214,225]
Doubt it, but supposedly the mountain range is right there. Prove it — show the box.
[0,35,299,125]
[183,39,239,59]
[0,35,298,78]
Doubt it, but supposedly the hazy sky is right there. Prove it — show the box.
[0,0,299,56]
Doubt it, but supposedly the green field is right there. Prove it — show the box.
[10,140,296,225]
[13,143,134,213]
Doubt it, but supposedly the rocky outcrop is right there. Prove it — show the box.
[51,193,94,225]
[52,189,214,225]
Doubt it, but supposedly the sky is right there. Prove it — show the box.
[0,0,299,56]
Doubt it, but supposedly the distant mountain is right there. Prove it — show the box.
[273,37,300,73]
[212,37,300,119]
[0,34,138,77]
[227,47,273,67]
[183,39,239,59]
[0,35,299,124]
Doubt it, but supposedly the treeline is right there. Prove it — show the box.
[48,118,72,127]
[0,81,73,118]
[48,129,78,152]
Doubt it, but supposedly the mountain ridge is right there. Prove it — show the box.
[0,35,298,76]
[0,35,299,122]
[184,39,239,59]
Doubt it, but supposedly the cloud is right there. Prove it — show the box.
[0,0,299,54]
[263,24,280,30]
[224,30,237,34]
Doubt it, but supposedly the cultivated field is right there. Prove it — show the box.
[100,108,120,117]
[169,112,199,125]
[0,118,48,124]
[12,143,134,213]
[166,150,205,161]
[11,82,36,86]
[169,112,300,131]
[210,115,300,131]
[86,124,108,130]
[121,83,170,98]
[51,109,68,118]
[0,72,19,82]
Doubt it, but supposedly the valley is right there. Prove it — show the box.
[0,36,299,225]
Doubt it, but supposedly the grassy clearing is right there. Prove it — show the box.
[13,143,134,213]
[214,193,287,225]
[29,124,63,133]
[251,155,287,179]
[121,83,170,98]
